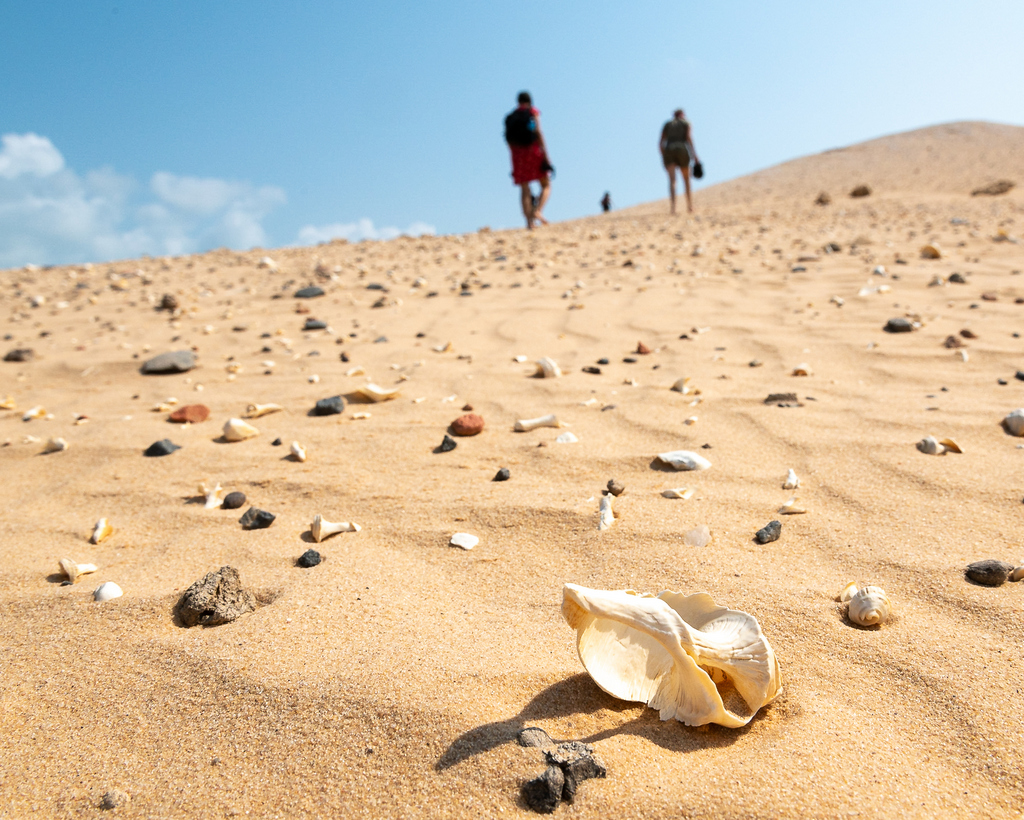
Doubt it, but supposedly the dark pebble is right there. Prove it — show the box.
[522,766,564,814]
[313,395,345,415]
[949,272,967,283]
[701,443,713,449]
[597,358,609,365]
[606,479,625,497]
[884,317,914,333]
[143,439,181,457]
[294,286,325,298]
[493,467,511,481]
[297,549,322,568]
[222,491,246,509]
[600,404,616,411]
[1016,371,1024,382]
[517,727,553,748]
[546,741,607,804]
[239,507,276,530]
[622,356,637,363]
[764,392,802,407]
[271,437,282,446]
[966,559,1014,586]
[582,366,601,374]
[141,350,196,374]
[159,293,179,311]
[340,352,349,362]
[366,283,387,291]
[755,520,782,544]
[998,379,1008,385]
[374,335,388,343]
[303,319,327,330]
[438,434,457,452]
[3,348,34,362]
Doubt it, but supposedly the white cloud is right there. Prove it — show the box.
[0,133,287,268]
[296,218,435,245]
[0,133,65,179]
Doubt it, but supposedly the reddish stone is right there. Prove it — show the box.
[169,404,211,423]
[450,413,484,436]
[981,292,998,301]
[636,341,652,355]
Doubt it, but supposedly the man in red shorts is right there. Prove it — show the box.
[505,91,552,229]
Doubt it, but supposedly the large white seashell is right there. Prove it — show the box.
[562,584,783,728]
[450,532,478,550]
[90,518,113,545]
[535,357,561,378]
[783,469,800,490]
[245,402,283,419]
[223,418,260,442]
[778,497,807,515]
[198,482,223,509]
[846,585,892,626]
[514,414,562,432]
[290,441,307,462]
[59,558,98,583]
[93,581,123,602]
[598,495,615,531]
[657,450,712,471]
[310,514,361,542]
[1004,409,1024,437]
[355,383,401,402]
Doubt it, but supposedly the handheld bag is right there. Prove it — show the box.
[692,161,704,179]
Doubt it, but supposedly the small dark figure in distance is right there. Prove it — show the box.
[660,108,700,214]
[505,91,552,229]
[600,192,611,213]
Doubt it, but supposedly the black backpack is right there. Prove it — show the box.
[505,108,538,147]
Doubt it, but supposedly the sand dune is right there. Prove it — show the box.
[2,121,1023,818]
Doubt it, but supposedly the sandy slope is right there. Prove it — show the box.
[1,121,1023,819]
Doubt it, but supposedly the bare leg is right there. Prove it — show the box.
[534,176,551,225]
[682,165,693,213]
[520,183,534,229]
[666,165,677,215]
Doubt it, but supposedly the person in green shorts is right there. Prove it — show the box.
[659,109,699,214]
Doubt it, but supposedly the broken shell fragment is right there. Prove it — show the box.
[791,364,812,377]
[450,532,478,550]
[661,488,695,499]
[0,396,15,410]
[514,414,562,432]
[556,431,579,444]
[561,584,782,727]
[59,558,98,583]
[1003,408,1024,437]
[223,418,260,442]
[656,450,711,471]
[778,497,807,515]
[310,514,361,542]
[93,581,123,602]
[783,468,800,490]
[598,495,616,531]
[90,518,113,545]
[1011,567,1024,583]
[938,437,963,454]
[245,402,283,419]
[916,435,944,455]
[22,406,46,421]
[354,383,401,402]
[42,437,68,453]
[534,357,561,378]
[198,482,223,509]
[670,377,700,395]
[290,441,307,462]
[920,244,942,259]
[842,584,892,627]
[684,525,712,547]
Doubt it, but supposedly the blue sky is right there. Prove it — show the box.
[2,0,1023,267]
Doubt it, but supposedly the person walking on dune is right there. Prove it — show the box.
[660,109,699,215]
[505,91,552,229]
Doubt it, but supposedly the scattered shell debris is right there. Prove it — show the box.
[656,450,712,471]
[94,581,124,602]
[199,482,224,509]
[355,383,401,402]
[661,488,694,499]
[598,494,616,530]
[450,532,478,550]
[59,558,98,584]
[783,468,800,489]
[514,414,562,432]
[223,418,260,442]
[535,357,561,378]
[310,515,361,542]
[245,403,283,418]
[90,518,113,545]
[290,441,307,462]
[778,497,807,515]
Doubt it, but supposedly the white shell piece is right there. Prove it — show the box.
[598,495,615,531]
[535,357,561,378]
[245,403,283,418]
[310,514,361,542]
[837,582,859,604]
[657,450,712,471]
[93,581,123,602]
[290,441,307,462]
[783,469,800,490]
[59,558,98,583]
[684,416,698,426]
[556,431,579,444]
[684,525,712,548]
[513,355,528,363]
[778,497,807,515]
[561,584,783,728]
[199,482,223,509]
[847,585,892,626]
[42,437,68,453]
[90,518,113,545]
[671,377,699,394]
[223,418,260,442]
[1004,409,1024,437]
[22,406,46,421]
[355,383,401,402]
[450,532,478,550]
[514,414,562,432]
[662,488,695,500]
[1010,567,1024,583]
[916,435,945,455]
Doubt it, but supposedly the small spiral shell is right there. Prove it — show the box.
[847,585,892,626]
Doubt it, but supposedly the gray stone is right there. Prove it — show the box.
[141,349,196,374]
[239,507,276,530]
[4,348,34,362]
[545,741,607,804]
[222,491,246,510]
[883,317,914,333]
[517,727,553,748]
[303,318,327,330]
[606,479,625,497]
[312,395,345,416]
[763,392,802,407]
[493,467,511,482]
[158,293,179,311]
[755,520,782,544]
[438,434,457,452]
[949,272,967,284]
[966,559,1014,587]
[522,765,564,814]
[177,566,256,627]
[99,789,130,810]
[297,549,321,568]
[294,286,325,298]
[143,439,180,457]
